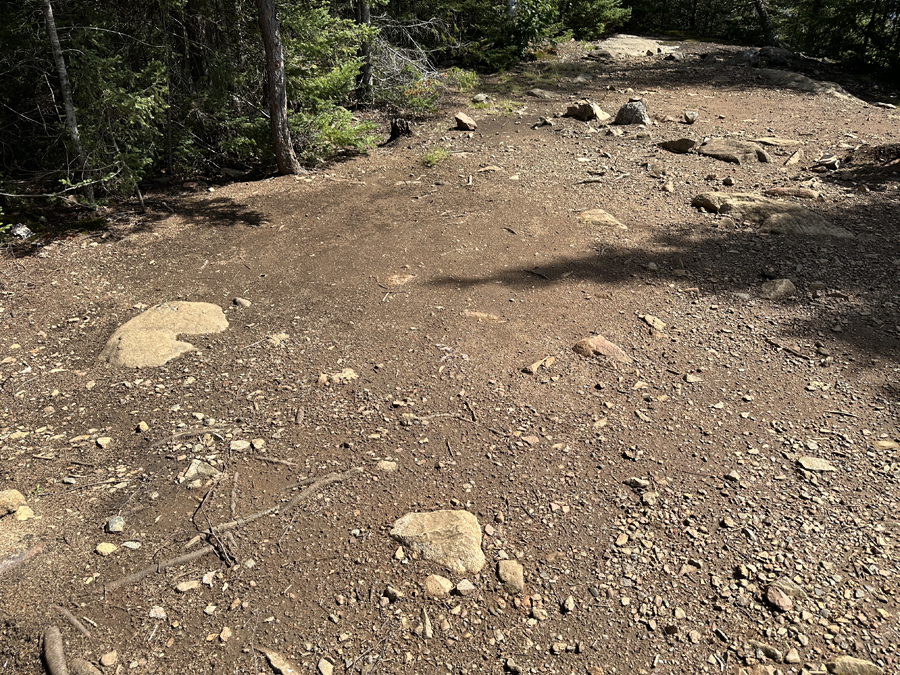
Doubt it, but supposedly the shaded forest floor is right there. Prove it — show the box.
[2,37,900,675]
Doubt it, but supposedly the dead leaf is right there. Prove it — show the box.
[572,335,631,363]
[463,310,501,322]
[385,274,416,287]
[524,355,556,374]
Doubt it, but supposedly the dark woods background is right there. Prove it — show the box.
[0,0,898,203]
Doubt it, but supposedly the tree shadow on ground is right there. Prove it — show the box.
[427,195,900,393]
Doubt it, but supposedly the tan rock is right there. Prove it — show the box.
[497,560,525,594]
[0,489,26,515]
[14,505,36,521]
[70,658,103,675]
[455,113,477,130]
[99,302,228,368]
[692,192,853,238]
[376,460,398,472]
[578,209,626,229]
[826,656,883,675]
[390,510,485,574]
[573,334,631,364]
[96,542,118,556]
[423,574,454,598]
[100,651,118,667]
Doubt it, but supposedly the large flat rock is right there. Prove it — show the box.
[390,510,485,574]
[100,302,229,368]
[692,192,854,238]
[758,69,864,104]
[585,34,678,60]
[698,139,771,165]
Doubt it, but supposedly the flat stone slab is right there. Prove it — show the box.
[698,138,771,165]
[578,209,626,229]
[758,69,864,104]
[100,302,229,368]
[585,34,678,60]
[390,510,485,574]
[692,192,854,238]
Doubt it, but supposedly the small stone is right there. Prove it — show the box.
[96,542,117,556]
[251,438,265,450]
[0,490,25,516]
[456,579,476,595]
[394,546,405,560]
[614,100,651,126]
[390,510,485,574]
[826,656,882,675]
[785,648,801,664]
[421,607,433,639]
[798,456,836,472]
[219,626,232,642]
[625,477,650,489]
[760,278,797,300]
[674,607,686,620]
[70,659,103,675]
[766,585,793,611]
[96,437,112,448]
[563,595,576,613]
[506,657,523,674]
[424,574,454,598]
[384,586,404,602]
[204,604,217,615]
[106,516,125,533]
[642,491,658,506]
[100,651,118,667]
[13,505,35,521]
[725,470,740,482]
[149,606,167,619]
[230,440,251,452]
[748,639,783,663]
[723,176,735,186]
[233,297,252,308]
[684,110,699,124]
[318,657,335,675]
[659,138,698,154]
[376,460,398,472]
[184,459,221,481]
[564,100,611,122]
[176,579,200,593]
[137,421,149,432]
[455,112,477,131]
[498,560,525,594]
[471,93,490,103]
[122,541,141,549]
[532,607,548,620]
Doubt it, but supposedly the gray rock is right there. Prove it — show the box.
[770,576,808,600]
[184,459,221,481]
[664,52,684,62]
[691,192,854,238]
[423,574,454,598]
[698,138,770,164]
[757,69,863,103]
[317,658,334,675]
[106,516,125,533]
[498,560,525,594]
[660,138,698,154]
[0,489,26,515]
[527,88,557,99]
[471,93,490,103]
[760,46,792,67]
[826,656,883,675]
[565,100,611,122]
[816,154,841,170]
[734,48,760,67]
[233,297,251,308]
[614,100,651,126]
[748,640,783,663]
[390,510,486,574]
[11,224,34,240]
[99,302,229,368]
[683,110,699,124]
[760,278,797,300]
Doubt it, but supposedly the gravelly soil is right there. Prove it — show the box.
[1,37,900,675]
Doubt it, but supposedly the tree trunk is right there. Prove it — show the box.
[507,0,518,18]
[42,0,94,203]
[356,0,373,99]
[751,0,776,46]
[255,0,301,175]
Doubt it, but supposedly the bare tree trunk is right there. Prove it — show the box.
[751,0,777,46]
[507,0,518,17]
[42,0,94,203]
[356,0,373,99]
[255,0,301,175]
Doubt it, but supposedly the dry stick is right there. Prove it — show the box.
[187,468,362,547]
[103,546,215,595]
[252,455,297,467]
[52,605,91,639]
[230,471,239,518]
[43,626,68,675]
[0,542,44,577]
[150,427,225,449]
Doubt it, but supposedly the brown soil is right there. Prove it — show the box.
[2,38,900,675]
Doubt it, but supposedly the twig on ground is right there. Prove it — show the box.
[52,605,91,639]
[150,427,224,449]
[43,626,68,675]
[230,472,239,518]
[0,542,44,577]
[252,455,297,467]
[102,546,215,595]
[187,468,363,547]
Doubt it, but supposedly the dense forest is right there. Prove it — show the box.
[0,0,898,210]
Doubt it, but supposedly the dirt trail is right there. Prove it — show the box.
[1,38,900,675]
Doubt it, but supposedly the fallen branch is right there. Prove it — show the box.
[150,427,225,449]
[43,626,68,675]
[252,455,297,467]
[102,546,215,595]
[0,542,44,577]
[52,605,91,638]
[187,468,362,547]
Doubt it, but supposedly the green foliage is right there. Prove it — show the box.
[558,0,631,39]
[442,67,481,92]
[422,146,450,166]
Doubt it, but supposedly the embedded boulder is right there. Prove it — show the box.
[698,138,771,164]
[100,302,229,368]
[390,510,486,574]
[692,192,854,238]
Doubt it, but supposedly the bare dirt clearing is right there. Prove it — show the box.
[1,37,900,675]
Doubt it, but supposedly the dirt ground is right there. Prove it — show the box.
[2,37,900,675]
